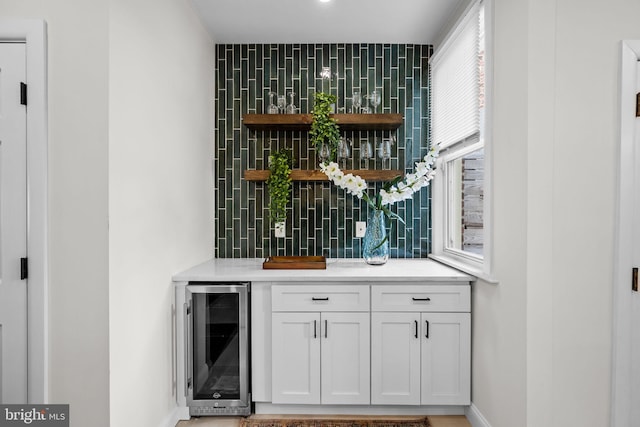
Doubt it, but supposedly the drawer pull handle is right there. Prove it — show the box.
[412,297,431,302]
[425,320,430,339]
[414,320,419,339]
[312,297,329,301]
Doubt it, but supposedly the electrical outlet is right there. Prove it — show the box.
[355,221,366,238]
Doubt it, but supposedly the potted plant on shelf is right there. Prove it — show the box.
[310,91,341,163]
[267,149,293,237]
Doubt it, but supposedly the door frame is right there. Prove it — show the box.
[612,39,640,427]
[0,19,48,404]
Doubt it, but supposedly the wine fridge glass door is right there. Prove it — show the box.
[186,283,249,412]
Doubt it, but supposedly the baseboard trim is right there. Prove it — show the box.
[255,403,465,416]
[465,403,492,427]
[162,406,190,427]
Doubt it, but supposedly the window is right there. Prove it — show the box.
[431,0,489,276]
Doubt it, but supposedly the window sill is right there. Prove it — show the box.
[428,253,499,284]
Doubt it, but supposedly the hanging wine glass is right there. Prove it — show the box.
[267,92,279,114]
[369,90,381,113]
[277,95,286,114]
[285,92,297,114]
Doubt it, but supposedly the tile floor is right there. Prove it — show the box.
[176,415,471,427]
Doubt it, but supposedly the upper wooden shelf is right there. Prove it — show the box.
[244,169,403,182]
[242,114,403,131]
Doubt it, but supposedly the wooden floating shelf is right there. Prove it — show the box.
[242,114,403,131]
[244,169,403,182]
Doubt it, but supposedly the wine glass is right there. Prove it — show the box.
[337,137,352,167]
[360,139,373,166]
[318,142,331,164]
[277,95,286,113]
[267,92,279,114]
[361,96,371,114]
[369,90,381,113]
[352,89,362,113]
[285,92,297,114]
[378,136,393,168]
[319,66,332,93]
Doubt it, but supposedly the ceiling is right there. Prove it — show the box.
[190,0,469,45]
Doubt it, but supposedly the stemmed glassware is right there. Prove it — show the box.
[360,139,373,166]
[285,92,297,114]
[337,137,352,167]
[277,95,286,114]
[318,142,331,164]
[368,90,381,113]
[267,92,279,114]
[378,134,395,168]
[351,89,362,113]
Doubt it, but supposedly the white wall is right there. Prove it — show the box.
[1,2,110,426]
[471,1,529,425]
[2,1,213,425]
[473,0,640,426]
[108,0,214,425]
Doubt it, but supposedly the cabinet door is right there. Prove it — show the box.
[421,312,471,405]
[371,312,421,405]
[271,312,321,404]
[321,312,370,405]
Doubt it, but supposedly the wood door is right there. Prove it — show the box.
[320,312,370,404]
[420,313,471,405]
[271,312,320,404]
[371,312,421,405]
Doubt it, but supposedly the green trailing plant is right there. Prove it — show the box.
[267,149,293,224]
[309,92,341,162]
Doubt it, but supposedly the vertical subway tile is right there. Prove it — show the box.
[215,44,432,258]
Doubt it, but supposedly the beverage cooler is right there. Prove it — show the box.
[177,282,251,416]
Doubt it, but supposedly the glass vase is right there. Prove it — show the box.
[362,209,389,265]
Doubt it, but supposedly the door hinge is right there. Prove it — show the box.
[20,257,28,280]
[633,267,638,292]
[20,82,27,106]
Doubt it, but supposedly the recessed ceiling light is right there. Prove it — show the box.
[319,0,331,3]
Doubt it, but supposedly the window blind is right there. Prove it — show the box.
[431,2,480,149]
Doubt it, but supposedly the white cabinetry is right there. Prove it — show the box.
[371,285,471,406]
[271,285,370,405]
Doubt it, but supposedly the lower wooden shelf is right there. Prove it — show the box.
[244,169,402,182]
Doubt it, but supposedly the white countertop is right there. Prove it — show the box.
[172,258,473,283]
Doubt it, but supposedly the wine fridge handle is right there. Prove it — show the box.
[184,302,192,396]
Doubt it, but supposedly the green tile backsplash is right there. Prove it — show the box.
[215,44,433,258]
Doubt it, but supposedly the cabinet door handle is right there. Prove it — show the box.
[412,297,431,301]
[414,320,419,339]
[312,297,329,301]
[425,320,430,339]
[313,320,317,339]
[324,319,328,338]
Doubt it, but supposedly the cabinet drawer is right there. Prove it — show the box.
[272,285,370,312]
[371,285,470,312]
